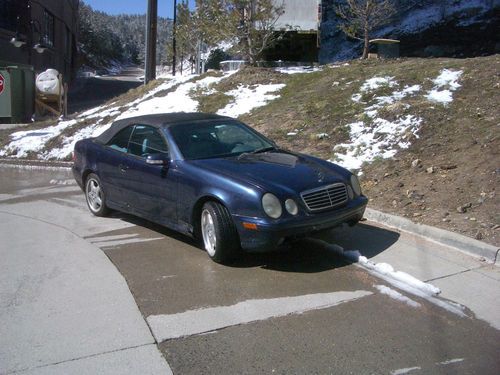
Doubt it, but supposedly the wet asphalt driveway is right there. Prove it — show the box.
[1,165,499,374]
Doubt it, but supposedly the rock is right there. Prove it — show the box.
[411,159,422,168]
[397,182,404,188]
[442,212,450,217]
[412,212,422,217]
[426,166,435,174]
[441,164,457,170]
[474,231,483,240]
[407,190,424,200]
[492,224,500,230]
[392,200,398,207]
[469,217,477,221]
[456,202,472,213]
[442,218,451,222]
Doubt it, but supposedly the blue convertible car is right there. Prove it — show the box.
[73,113,367,263]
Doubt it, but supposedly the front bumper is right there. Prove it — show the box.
[234,196,368,252]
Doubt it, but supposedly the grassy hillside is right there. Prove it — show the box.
[1,55,498,246]
[243,57,499,247]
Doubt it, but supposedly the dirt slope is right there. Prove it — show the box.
[239,56,499,247]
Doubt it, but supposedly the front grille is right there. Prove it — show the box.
[301,183,348,212]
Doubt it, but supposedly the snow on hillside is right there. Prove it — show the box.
[331,69,462,171]
[1,67,463,169]
[0,72,286,160]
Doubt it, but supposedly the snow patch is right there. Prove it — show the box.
[216,84,285,118]
[360,76,397,92]
[332,115,422,170]
[391,367,421,375]
[437,358,464,366]
[314,240,467,317]
[375,285,421,308]
[426,69,463,105]
[49,179,75,185]
[42,121,112,160]
[0,120,77,158]
[116,74,226,120]
[333,75,427,171]
[275,66,321,74]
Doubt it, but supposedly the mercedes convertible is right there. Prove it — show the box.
[72,113,368,263]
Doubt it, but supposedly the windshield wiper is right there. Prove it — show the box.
[238,146,276,159]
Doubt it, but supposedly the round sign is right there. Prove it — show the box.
[0,74,4,95]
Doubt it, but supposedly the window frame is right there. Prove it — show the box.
[105,124,170,161]
[128,124,169,159]
[105,125,134,153]
[42,9,55,48]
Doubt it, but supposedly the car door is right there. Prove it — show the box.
[120,125,177,225]
[97,125,135,209]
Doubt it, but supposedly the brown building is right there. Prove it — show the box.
[0,0,79,83]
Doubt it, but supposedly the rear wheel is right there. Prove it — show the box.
[85,173,109,217]
[201,201,240,263]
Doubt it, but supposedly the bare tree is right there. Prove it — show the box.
[232,0,286,65]
[336,0,396,59]
[174,0,287,67]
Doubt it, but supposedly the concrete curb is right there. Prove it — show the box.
[0,158,72,169]
[365,208,500,265]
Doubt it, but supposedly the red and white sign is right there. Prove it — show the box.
[0,74,4,96]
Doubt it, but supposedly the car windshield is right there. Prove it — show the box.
[169,121,275,160]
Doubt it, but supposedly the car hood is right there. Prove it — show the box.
[188,151,349,195]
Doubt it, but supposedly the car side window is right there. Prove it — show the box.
[107,126,134,152]
[128,125,168,158]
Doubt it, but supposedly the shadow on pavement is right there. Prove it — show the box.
[112,212,400,274]
[68,77,141,114]
[312,222,401,259]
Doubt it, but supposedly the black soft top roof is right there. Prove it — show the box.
[94,112,233,144]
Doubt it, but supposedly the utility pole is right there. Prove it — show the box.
[172,0,177,76]
[145,0,158,84]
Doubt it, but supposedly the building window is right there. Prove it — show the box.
[0,0,28,33]
[65,26,72,57]
[42,9,55,47]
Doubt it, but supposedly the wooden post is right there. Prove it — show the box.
[63,82,68,118]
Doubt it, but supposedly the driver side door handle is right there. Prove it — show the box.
[118,164,129,173]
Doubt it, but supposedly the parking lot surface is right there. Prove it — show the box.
[1,166,499,374]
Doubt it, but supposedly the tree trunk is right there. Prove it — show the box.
[362,21,369,59]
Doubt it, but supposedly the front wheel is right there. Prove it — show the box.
[85,173,109,217]
[200,201,240,263]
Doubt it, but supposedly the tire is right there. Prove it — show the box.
[200,201,240,263]
[85,173,109,217]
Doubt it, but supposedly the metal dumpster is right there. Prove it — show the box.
[0,62,35,123]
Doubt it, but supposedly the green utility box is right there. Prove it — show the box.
[369,39,400,59]
[0,61,35,124]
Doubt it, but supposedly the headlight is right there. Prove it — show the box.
[262,193,282,219]
[350,174,362,196]
[285,199,298,215]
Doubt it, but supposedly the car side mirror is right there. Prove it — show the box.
[146,153,170,166]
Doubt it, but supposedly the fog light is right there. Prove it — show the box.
[285,199,298,215]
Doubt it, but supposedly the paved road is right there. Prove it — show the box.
[1,165,499,374]
[68,66,144,115]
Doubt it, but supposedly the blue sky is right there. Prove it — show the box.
[82,0,194,19]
